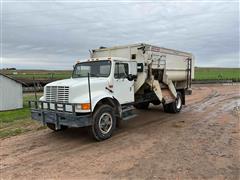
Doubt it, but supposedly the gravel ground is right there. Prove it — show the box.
[0,84,239,180]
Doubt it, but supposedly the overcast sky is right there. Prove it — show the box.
[1,0,239,69]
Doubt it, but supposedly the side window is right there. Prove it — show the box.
[114,63,129,79]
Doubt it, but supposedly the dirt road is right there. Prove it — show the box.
[1,84,239,179]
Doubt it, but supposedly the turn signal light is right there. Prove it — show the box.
[81,103,91,110]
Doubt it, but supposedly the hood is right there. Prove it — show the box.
[45,77,110,104]
[46,77,108,88]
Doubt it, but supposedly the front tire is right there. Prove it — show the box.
[163,92,182,113]
[90,105,116,141]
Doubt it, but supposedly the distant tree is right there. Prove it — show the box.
[6,68,16,70]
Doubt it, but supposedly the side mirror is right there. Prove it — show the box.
[127,74,137,81]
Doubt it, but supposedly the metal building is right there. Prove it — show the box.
[0,73,23,111]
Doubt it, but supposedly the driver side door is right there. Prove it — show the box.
[113,62,134,104]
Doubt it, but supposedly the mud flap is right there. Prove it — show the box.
[167,80,177,98]
[162,89,175,104]
[163,72,177,98]
[147,79,163,102]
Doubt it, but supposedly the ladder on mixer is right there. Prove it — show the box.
[186,58,192,89]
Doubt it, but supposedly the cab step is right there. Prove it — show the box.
[122,114,138,121]
[122,105,138,121]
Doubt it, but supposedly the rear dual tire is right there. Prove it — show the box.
[163,92,183,113]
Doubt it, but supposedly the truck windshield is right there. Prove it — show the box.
[72,60,111,78]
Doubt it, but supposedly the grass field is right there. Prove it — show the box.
[195,67,240,81]
[0,93,44,139]
[1,69,72,80]
[1,67,239,81]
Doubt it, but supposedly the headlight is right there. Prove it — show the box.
[75,103,91,110]
[75,104,82,110]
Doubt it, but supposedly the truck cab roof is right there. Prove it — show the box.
[77,57,132,64]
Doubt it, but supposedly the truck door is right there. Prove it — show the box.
[113,62,134,104]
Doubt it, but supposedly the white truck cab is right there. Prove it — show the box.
[40,57,136,113]
[30,43,194,141]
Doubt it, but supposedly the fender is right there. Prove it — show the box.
[91,92,116,111]
[71,90,119,113]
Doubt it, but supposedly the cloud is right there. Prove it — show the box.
[1,1,239,69]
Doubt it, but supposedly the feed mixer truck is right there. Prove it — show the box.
[30,43,194,141]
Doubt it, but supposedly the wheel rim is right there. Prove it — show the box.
[98,113,113,134]
[176,95,182,109]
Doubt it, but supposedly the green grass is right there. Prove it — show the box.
[0,93,44,139]
[0,108,30,124]
[194,67,240,81]
[1,70,72,79]
[11,73,72,79]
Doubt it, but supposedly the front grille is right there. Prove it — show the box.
[45,86,69,103]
